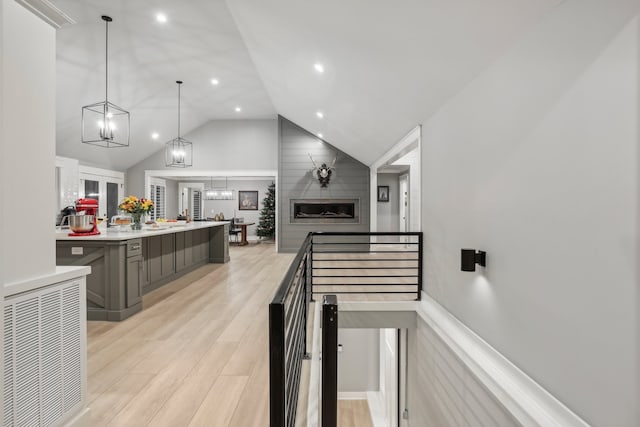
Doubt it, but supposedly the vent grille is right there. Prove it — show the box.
[4,305,14,426]
[3,279,86,427]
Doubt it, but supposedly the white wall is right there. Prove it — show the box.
[0,2,5,421]
[126,119,277,197]
[376,174,400,232]
[55,156,80,215]
[2,0,56,285]
[420,1,639,425]
[165,179,179,219]
[338,329,380,393]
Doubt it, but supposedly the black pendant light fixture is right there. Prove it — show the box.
[81,15,130,148]
[165,81,193,167]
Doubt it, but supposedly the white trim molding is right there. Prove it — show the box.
[14,0,75,28]
[338,391,369,400]
[144,169,277,179]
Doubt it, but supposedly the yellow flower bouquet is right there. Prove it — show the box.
[119,196,154,230]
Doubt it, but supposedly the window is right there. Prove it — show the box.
[78,166,124,219]
[149,179,166,220]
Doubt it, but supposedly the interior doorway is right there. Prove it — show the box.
[178,182,204,220]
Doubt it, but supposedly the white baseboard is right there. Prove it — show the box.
[338,391,369,400]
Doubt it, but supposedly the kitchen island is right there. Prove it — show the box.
[56,221,229,321]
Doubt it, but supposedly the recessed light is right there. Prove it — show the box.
[235,106,242,112]
[314,63,324,73]
[156,13,167,23]
[317,133,323,138]
[211,78,219,86]
[316,111,324,119]
[151,132,159,140]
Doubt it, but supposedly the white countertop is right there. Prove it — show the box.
[56,221,227,241]
[5,266,92,297]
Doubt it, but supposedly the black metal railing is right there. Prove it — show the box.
[321,295,338,427]
[311,232,422,301]
[269,231,423,426]
[269,234,312,427]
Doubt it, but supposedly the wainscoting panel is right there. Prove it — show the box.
[407,295,589,427]
[411,316,518,426]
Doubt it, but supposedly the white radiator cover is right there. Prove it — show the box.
[4,278,87,427]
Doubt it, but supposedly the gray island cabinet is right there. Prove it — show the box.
[56,222,229,321]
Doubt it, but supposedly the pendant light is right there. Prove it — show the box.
[165,81,193,167]
[81,15,130,148]
[205,176,234,200]
[205,176,216,199]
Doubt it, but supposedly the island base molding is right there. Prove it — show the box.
[88,303,142,322]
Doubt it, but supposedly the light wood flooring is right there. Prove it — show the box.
[338,400,374,427]
[86,242,375,427]
[87,242,293,427]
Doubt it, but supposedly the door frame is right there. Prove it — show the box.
[398,173,409,233]
[178,182,205,219]
[369,126,421,232]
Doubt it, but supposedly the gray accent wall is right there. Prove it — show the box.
[277,117,370,252]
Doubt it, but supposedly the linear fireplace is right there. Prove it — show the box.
[290,199,359,224]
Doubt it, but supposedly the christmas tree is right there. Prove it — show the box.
[257,182,276,239]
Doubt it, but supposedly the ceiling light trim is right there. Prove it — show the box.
[16,0,76,28]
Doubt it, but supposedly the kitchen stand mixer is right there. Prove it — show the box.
[68,198,101,236]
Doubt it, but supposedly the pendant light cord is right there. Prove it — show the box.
[177,81,182,138]
[105,18,109,106]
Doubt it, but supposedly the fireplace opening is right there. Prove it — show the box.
[290,199,359,224]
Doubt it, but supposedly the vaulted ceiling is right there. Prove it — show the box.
[53,0,561,171]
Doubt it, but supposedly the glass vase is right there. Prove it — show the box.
[131,213,143,230]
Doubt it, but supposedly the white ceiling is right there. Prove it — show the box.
[52,0,561,171]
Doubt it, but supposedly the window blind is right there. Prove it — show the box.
[192,190,202,220]
[150,184,166,220]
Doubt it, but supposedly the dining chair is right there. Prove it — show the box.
[229,218,241,244]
